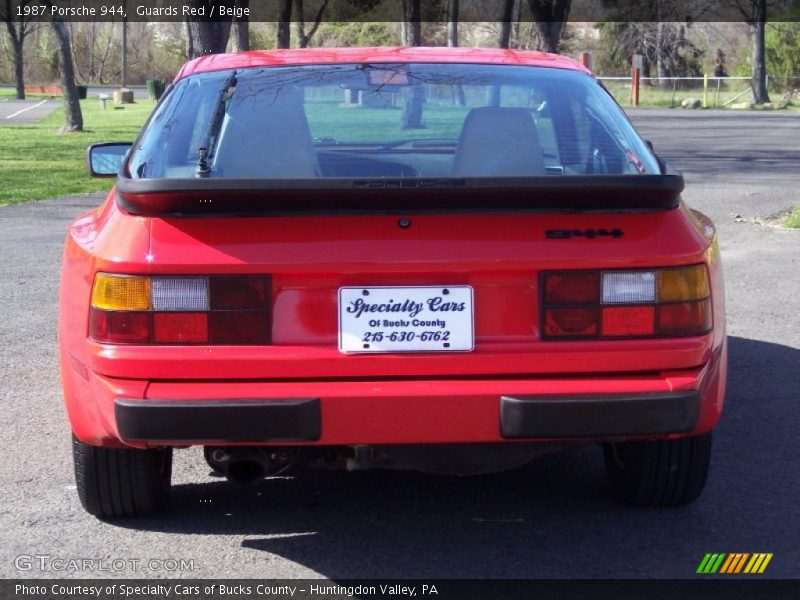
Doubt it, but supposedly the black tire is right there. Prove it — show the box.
[603,432,712,507]
[73,436,172,517]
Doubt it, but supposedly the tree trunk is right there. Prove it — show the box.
[51,20,83,132]
[446,0,458,47]
[12,37,25,99]
[185,19,194,59]
[231,0,249,51]
[400,0,423,128]
[401,0,421,46]
[277,0,292,48]
[750,1,770,104]
[188,19,233,57]
[527,0,571,54]
[497,0,515,49]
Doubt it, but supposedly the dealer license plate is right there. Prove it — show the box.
[338,286,474,353]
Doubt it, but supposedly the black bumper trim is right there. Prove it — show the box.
[500,391,700,439]
[115,398,321,443]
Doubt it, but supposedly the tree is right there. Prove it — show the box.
[730,0,771,103]
[400,0,421,46]
[497,0,516,49]
[51,19,83,132]
[446,0,459,47]
[400,0,423,129]
[277,0,292,48]
[294,0,330,48]
[186,0,236,58]
[527,0,571,53]
[1,0,37,99]
[231,0,249,51]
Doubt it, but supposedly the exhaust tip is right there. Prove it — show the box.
[226,460,267,486]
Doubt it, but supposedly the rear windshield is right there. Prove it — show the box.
[128,63,659,180]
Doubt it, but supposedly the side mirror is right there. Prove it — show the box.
[86,142,132,178]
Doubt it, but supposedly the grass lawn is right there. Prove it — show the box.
[784,207,800,229]
[0,98,154,205]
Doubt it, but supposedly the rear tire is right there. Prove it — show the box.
[603,432,711,507]
[73,436,172,517]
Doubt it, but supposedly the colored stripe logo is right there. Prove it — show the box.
[697,553,773,574]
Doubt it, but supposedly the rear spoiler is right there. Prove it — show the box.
[115,174,684,217]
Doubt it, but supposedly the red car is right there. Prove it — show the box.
[60,47,726,517]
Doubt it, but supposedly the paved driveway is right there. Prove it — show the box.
[0,98,58,125]
[0,110,797,579]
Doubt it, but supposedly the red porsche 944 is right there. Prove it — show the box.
[58,47,726,517]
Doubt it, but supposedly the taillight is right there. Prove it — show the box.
[89,274,271,345]
[542,264,711,339]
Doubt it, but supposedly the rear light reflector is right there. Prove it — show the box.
[209,311,271,344]
[602,271,656,304]
[210,275,271,309]
[544,307,599,337]
[657,299,712,336]
[544,272,600,305]
[90,310,151,343]
[90,273,272,345]
[542,264,711,340]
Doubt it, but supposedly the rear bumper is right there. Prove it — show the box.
[66,343,725,447]
[116,398,322,443]
[500,391,699,438]
[114,391,699,444]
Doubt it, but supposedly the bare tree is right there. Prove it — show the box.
[294,0,330,48]
[527,0,571,53]
[231,0,249,51]
[400,0,421,46]
[729,0,770,103]
[277,0,292,48]
[51,19,83,132]
[497,0,516,49]
[1,0,37,99]
[446,0,459,47]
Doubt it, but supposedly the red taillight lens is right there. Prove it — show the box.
[657,299,712,336]
[153,312,208,343]
[90,310,151,343]
[210,275,271,309]
[209,311,271,344]
[601,305,656,337]
[542,265,712,340]
[89,274,272,345]
[544,272,600,305]
[544,307,599,337]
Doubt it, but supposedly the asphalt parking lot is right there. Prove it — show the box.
[0,110,797,579]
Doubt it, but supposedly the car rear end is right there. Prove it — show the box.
[59,50,726,517]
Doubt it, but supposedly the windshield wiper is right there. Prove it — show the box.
[196,71,238,177]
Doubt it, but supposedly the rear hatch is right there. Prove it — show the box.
[138,201,713,380]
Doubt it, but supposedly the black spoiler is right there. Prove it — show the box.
[115,174,684,217]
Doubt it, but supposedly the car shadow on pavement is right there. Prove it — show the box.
[109,335,800,578]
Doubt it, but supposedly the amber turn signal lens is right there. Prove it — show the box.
[657,265,709,303]
[91,273,151,310]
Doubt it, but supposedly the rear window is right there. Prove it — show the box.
[128,63,659,180]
